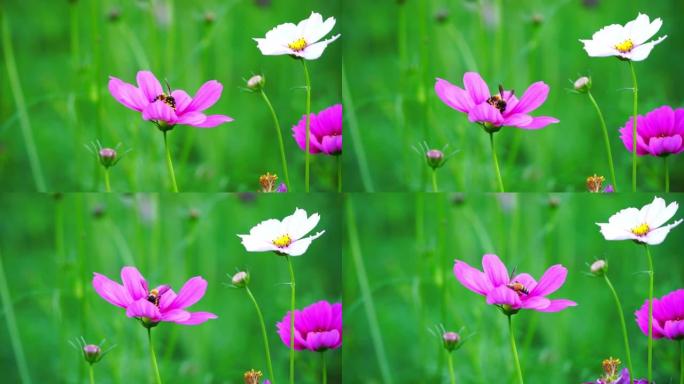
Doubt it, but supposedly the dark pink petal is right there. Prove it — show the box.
[171,90,192,113]
[530,264,567,296]
[142,101,178,124]
[191,114,233,128]
[277,310,306,350]
[520,296,550,310]
[649,135,682,155]
[330,302,343,330]
[136,71,163,102]
[158,288,177,311]
[173,311,217,325]
[486,285,521,307]
[663,320,684,339]
[619,118,650,155]
[535,299,577,313]
[481,254,509,287]
[646,105,675,136]
[503,113,533,127]
[92,273,132,308]
[121,266,148,301]
[293,113,323,153]
[509,81,549,114]
[306,330,341,351]
[108,77,148,112]
[463,72,490,104]
[186,80,223,112]
[435,78,475,113]
[467,103,504,126]
[635,298,666,338]
[161,309,191,323]
[453,260,493,296]
[126,298,161,321]
[320,135,342,155]
[176,112,207,126]
[168,276,207,310]
[675,108,684,133]
[518,116,559,130]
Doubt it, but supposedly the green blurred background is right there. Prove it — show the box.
[0,0,341,192]
[343,0,684,192]
[0,193,341,383]
[344,193,683,382]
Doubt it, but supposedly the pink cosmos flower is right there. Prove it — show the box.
[276,300,342,351]
[453,254,576,314]
[635,288,684,340]
[435,72,559,130]
[619,105,684,157]
[92,266,217,327]
[292,104,342,155]
[108,70,233,130]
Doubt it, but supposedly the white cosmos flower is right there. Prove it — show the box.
[580,13,667,61]
[254,12,340,60]
[238,208,325,256]
[596,196,682,245]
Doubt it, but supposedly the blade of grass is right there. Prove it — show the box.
[342,62,374,192]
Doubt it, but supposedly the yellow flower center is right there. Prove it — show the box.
[615,39,634,53]
[631,223,650,236]
[288,38,308,52]
[273,234,292,248]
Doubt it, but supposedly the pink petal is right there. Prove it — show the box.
[510,273,537,291]
[168,276,207,310]
[191,114,233,128]
[463,72,490,104]
[520,116,559,130]
[509,81,550,114]
[161,309,191,323]
[486,285,521,307]
[503,113,533,127]
[126,298,161,321]
[305,330,341,351]
[186,80,223,112]
[171,90,192,113]
[535,299,576,313]
[530,264,567,296]
[92,273,132,308]
[136,71,163,102]
[176,111,207,126]
[434,78,475,113]
[520,296,550,310]
[173,311,218,325]
[108,77,148,112]
[467,103,504,126]
[481,253,509,287]
[121,266,148,301]
[453,260,493,296]
[142,100,178,124]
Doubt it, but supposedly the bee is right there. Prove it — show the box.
[506,281,530,296]
[154,80,176,110]
[146,288,161,306]
[486,84,514,113]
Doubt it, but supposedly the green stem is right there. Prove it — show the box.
[587,91,618,191]
[603,274,634,384]
[104,169,111,192]
[431,169,438,192]
[508,315,524,384]
[260,89,290,189]
[342,62,374,191]
[147,328,162,384]
[489,132,505,192]
[337,155,342,193]
[447,353,456,384]
[0,251,32,384]
[664,156,670,193]
[245,287,276,384]
[645,245,653,383]
[680,340,683,384]
[629,61,638,192]
[89,365,95,384]
[162,131,179,193]
[286,256,296,384]
[302,60,311,192]
[2,13,46,192]
[321,352,327,384]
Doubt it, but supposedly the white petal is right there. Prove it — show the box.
[597,223,637,241]
[627,35,667,61]
[238,234,279,253]
[298,34,340,60]
[303,15,336,44]
[282,231,325,256]
[580,39,618,58]
[589,23,627,47]
[246,219,285,241]
[624,13,651,39]
[607,207,643,229]
[642,220,683,245]
[263,22,299,46]
[630,15,663,45]
[254,38,293,56]
[284,209,321,240]
[643,196,678,229]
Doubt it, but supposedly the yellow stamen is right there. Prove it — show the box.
[615,39,634,53]
[288,37,308,52]
[272,234,292,248]
[631,223,650,236]
[243,369,263,384]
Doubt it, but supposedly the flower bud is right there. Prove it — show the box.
[442,331,461,352]
[586,174,605,193]
[204,11,216,25]
[590,259,608,276]
[426,149,445,169]
[244,369,263,384]
[259,172,279,192]
[83,344,101,364]
[247,75,265,91]
[232,271,249,288]
[574,76,591,93]
[99,148,117,168]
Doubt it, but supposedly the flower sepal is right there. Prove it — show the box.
[139,317,161,329]
[482,122,502,134]
[499,304,520,317]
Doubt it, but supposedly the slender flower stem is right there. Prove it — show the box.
[645,245,654,383]
[245,286,276,384]
[104,169,111,192]
[88,365,95,384]
[587,91,618,191]
[664,156,670,193]
[162,131,179,193]
[321,352,327,384]
[302,60,312,192]
[508,315,524,384]
[147,328,162,384]
[260,89,290,189]
[337,155,342,193]
[603,274,634,384]
[447,353,456,384]
[489,132,505,192]
[431,170,438,192]
[286,256,296,384]
[342,62,374,191]
[0,251,32,384]
[629,61,639,192]
[679,339,683,384]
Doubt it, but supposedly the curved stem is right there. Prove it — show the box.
[664,156,670,193]
[603,274,634,384]
[302,60,312,192]
[489,132,505,192]
[645,245,654,383]
[321,351,327,384]
[337,155,342,193]
[163,131,179,193]
[147,328,162,384]
[629,61,638,192]
[286,256,296,384]
[245,286,276,384]
[447,352,456,384]
[89,365,95,384]
[587,91,617,191]
[104,169,111,192]
[260,90,290,189]
[431,169,438,192]
[508,315,524,384]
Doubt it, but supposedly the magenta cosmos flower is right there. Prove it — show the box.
[292,103,342,155]
[108,70,233,130]
[93,266,217,327]
[435,72,559,131]
[276,300,342,351]
[635,288,684,340]
[619,105,684,157]
[453,254,576,314]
